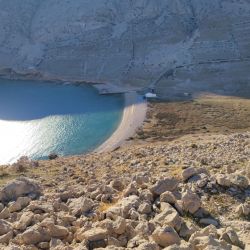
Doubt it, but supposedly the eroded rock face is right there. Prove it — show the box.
[0,0,250,97]
[0,177,41,202]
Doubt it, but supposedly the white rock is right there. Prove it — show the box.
[151,178,179,196]
[0,177,41,202]
[8,197,31,213]
[236,203,250,216]
[182,190,201,214]
[0,230,13,244]
[138,202,152,214]
[68,197,94,217]
[216,174,231,187]
[0,219,12,236]
[154,203,182,232]
[160,191,176,204]
[152,226,180,247]
[0,207,10,219]
[76,227,108,242]
[14,211,34,231]
[112,216,126,235]
[16,224,51,245]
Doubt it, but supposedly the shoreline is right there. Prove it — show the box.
[96,91,147,153]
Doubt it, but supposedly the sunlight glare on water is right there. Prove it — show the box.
[0,79,124,164]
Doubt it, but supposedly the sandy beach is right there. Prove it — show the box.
[96,91,147,152]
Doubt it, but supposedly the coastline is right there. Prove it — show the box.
[96,91,147,153]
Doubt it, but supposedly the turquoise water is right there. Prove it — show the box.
[0,79,124,164]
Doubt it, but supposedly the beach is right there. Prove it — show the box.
[96,91,147,152]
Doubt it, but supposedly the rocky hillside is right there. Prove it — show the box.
[0,0,250,96]
[0,132,249,249]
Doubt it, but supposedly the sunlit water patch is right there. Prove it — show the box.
[0,79,124,164]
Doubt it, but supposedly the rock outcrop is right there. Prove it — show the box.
[0,0,250,97]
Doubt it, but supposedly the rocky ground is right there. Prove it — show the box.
[0,131,248,250]
[0,95,249,250]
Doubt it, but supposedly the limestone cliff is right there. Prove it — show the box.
[0,0,250,96]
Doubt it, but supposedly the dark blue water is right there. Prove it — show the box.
[0,79,124,164]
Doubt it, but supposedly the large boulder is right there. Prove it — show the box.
[0,177,41,202]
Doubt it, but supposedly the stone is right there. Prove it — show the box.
[220,227,243,248]
[189,225,218,245]
[182,167,197,181]
[179,222,198,240]
[0,204,4,212]
[48,153,58,160]
[107,236,123,247]
[0,177,41,202]
[138,202,152,214]
[16,224,51,245]
[123,182,138,197]
[151,178,179,196]
[0,220,12,236]
[132,174,150,186]
[154,203,182,232]
[50,238,65,249]
[8,197,31,213]
[230,175,249,189]
[110,179,124,192]
[152,226,180,247]
[44,222,69,238]
[0,230,13,244]
[112,216,126,235]
[160,191,176,204]
[216,174,231,187]
[135,222,155,236]
[14,211,34,231]
[190,234,232,250]
[0,207,10,219]
[137,242,160,250]
[236,203,250,216]
[181,190,201,214]
[68,197,94,217]
[28,203,54,216]
[106,195,139,219]
[199,218,219,227]
[75,228,108,242]
[38,242,50,249]
[163,240,192,249]
[140,190,154,203]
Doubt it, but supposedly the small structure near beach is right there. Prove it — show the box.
[144,92,157,99]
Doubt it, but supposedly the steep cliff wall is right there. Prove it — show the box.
[0,0,250,96]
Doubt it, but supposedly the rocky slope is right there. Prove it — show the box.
[0,0,250,96]
[0,132,249,249]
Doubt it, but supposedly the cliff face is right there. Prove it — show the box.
[0,0,250,96]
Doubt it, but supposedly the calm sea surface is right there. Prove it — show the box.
[0,79,124,164]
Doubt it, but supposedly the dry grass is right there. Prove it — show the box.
[134,94,250,142]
